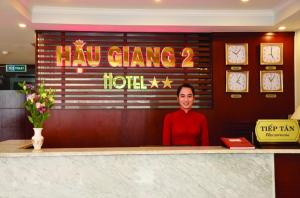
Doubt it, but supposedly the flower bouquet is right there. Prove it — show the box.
[18,81,55,150]
[18,81,55,128]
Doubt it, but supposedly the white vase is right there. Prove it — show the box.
[32,128,44,150]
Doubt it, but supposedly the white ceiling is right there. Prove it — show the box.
[1,0,300,64]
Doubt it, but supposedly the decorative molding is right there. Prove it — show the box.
[31,6,274,27]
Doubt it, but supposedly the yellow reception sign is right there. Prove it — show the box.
[255,119,300,142]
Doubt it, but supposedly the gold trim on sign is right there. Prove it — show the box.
[265,66,277,70]
[230,66,242,70]
[230,94,242,98]
[265,94,277,98]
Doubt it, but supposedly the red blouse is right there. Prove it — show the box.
[163,109,209,146]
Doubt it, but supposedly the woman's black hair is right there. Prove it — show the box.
[176,83,195,96]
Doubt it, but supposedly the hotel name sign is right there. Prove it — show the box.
[56,40,196,90]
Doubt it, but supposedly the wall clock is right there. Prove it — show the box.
[226,70,249,92]
[260,43,283,65]
[225,43,248,65]
[260,70,283,92]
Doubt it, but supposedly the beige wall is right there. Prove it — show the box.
[295,30,300,110]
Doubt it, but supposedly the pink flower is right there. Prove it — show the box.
[38,106,46,113]
[26,93,36,102]
[36,103,46,113]
[35,102,41,109]
[26,84,34,90]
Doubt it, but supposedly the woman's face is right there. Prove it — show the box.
[177,87,194,112]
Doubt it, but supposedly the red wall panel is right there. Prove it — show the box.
[275,154,300,198]
[211,32,294,144]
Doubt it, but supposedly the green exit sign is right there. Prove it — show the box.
[6,64,27,72]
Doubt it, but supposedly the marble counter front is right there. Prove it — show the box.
[0,140,299,198]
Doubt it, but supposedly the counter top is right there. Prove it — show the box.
[0,140,299,157]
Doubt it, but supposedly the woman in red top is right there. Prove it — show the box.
[163,84,209,146]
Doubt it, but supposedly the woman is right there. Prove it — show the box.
[162,83,209,146]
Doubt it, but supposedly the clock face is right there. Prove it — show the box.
[226,71,249,92]
[226,43,248,65]
[260,43,283,65]
[260,70,283,92]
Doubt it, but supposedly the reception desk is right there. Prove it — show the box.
[0,140,299,198]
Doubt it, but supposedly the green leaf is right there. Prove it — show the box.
[28,116,33,124]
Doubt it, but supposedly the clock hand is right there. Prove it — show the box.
[236,76,241,84]
[233,49,241,56]
[269,74,275,82]
[270,47,274,58]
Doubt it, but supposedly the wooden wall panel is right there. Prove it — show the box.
[275,154,300,198]
[0,91,32,141]
[43,110,123,147]
[43,109,170,147]
[211,32,295,144]
[36,31,213,110]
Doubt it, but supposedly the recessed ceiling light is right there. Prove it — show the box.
[2,50,8,55]
[265,32,274,36]
[241,0,249,2]
[154,0,161,2]
[278,26,286,31]
[18,23,27,28]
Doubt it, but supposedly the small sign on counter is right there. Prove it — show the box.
[255,119,300,142]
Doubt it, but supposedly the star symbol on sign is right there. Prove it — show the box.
[162,76,173,88]
[149,77,160,88]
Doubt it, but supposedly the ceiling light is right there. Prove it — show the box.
[18,23,27,28]
[241,0,249,2]
[2,50,8,55]
[278,26,286,31]
[154,0,161,2]
[265,32,274,36]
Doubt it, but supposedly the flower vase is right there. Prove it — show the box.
[32,128,44,150]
